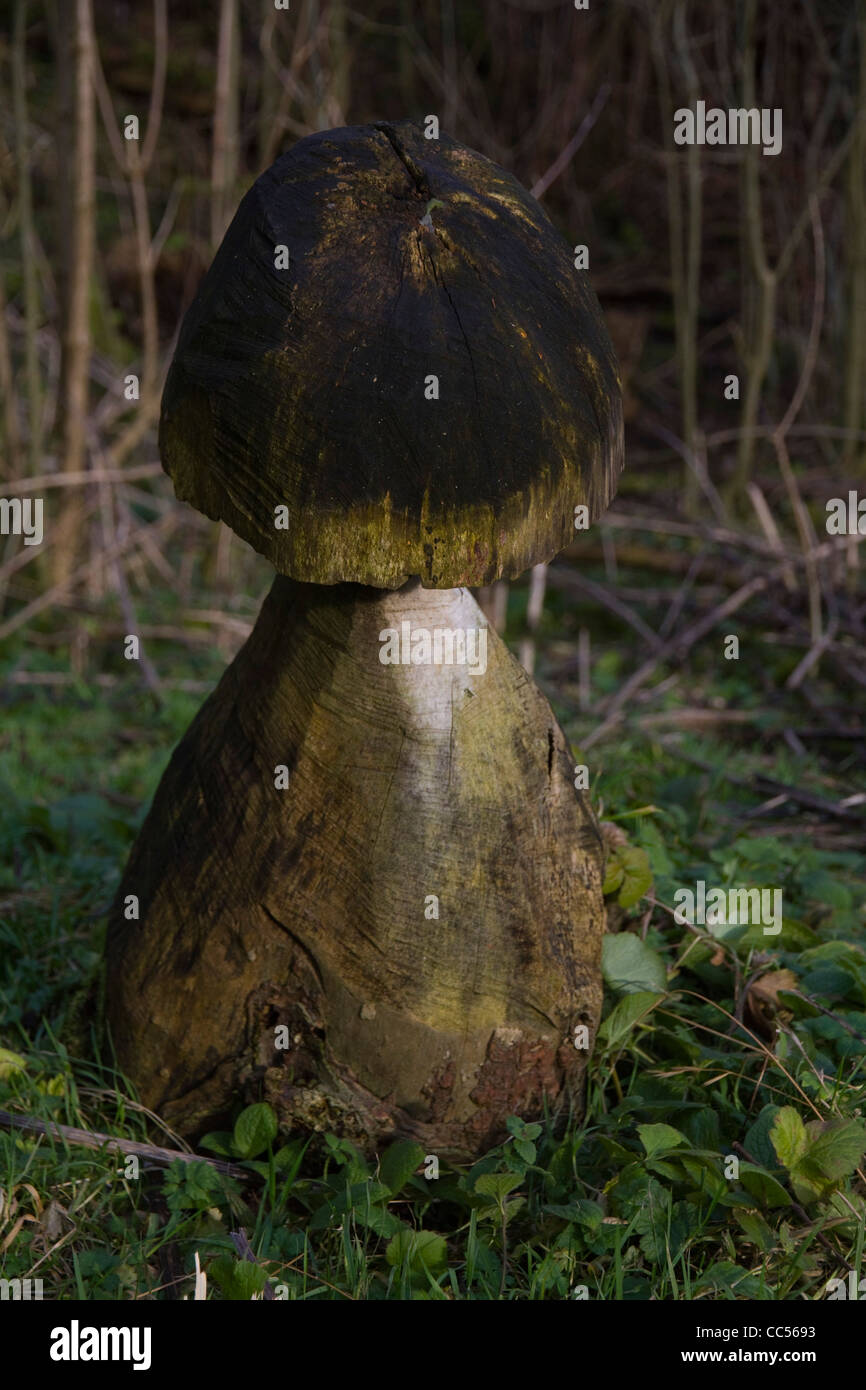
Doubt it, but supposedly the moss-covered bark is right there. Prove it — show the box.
[105,579,605,1157]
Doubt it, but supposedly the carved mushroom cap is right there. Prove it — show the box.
[159,119,623,587]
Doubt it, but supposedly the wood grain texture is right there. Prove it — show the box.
[159,120,623,587]
[105,579,605,1157]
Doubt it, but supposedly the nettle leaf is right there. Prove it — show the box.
[800,870,853,910]
[162,1159,235,1212]
[379,1139,425,1195]
[506,1116,541,1142]
[695,1260,769,1300]
[738,1162,791,1210]
[232,1103,278,1160]
[323,1132,367,1171]
[734,1209,774,1253]
[680,1108,721,1151]
[0,1048,27,1080]
[638,1123,687,1159]
[799,944,866,1007]
[744,1105,781,1170]
[385,1229,448,1277]
[307,1180,393,1232]
[474,1172,523,1205]
[602,849,625,895]
[644,1158,684,1181]
[678,1156,728,1201]
[770,1108,866,1205]
[637,1198,693,1265]
[617,846,654,908]
[737,917,818,952]
[604,845,653,908]
[602,933,666,995]
[799,965,857,1000]
[733,835,795,870]
[544,1200,604,1231]
[355,1204,404,1239]
[794,1119,866,1201]
[199,1131,234,1157]
[598,990,664,1048]
[770,1107,809,1171]
[599,1136,637,1167]
[637,818,675,878]
[209,1256,268,1301]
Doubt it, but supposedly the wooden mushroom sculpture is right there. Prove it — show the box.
[105,121,624,1159]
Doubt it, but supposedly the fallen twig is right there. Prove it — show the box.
[0,1109,249,1180]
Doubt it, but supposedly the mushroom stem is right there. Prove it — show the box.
[106,577,605,1157]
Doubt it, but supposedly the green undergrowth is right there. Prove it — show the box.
[1,578,865,1300]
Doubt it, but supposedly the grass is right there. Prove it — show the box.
[1,568,865,1301]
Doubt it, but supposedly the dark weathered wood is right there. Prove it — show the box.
[160,120,623,588]
[105,579,605,1158]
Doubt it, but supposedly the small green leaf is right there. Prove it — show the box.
[544,1200,603,1230]
[679,1155,728,1200]
[744,1105,781,1170]
[770,1107,809,1171]
[695,1260,769,1299]
[734,1209,774,1252]
[794,1119,866,1201]
[385,1229,448,1276]
[616,846,654,908]
[602,933,666,994]
[513,1138,536,1165]
[603,860,625,895]
[209,1256,268,1300]
[232,1103,278,1160]
[597,990,663,1047]
[0,1048,28,1080]
[355,1204,404,1239]
[474,1172,523,1204]
[379,1139,425,1195]
[738,1162,791,1209]
[199,1131,234,1157]
[638,1123,687,1159]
